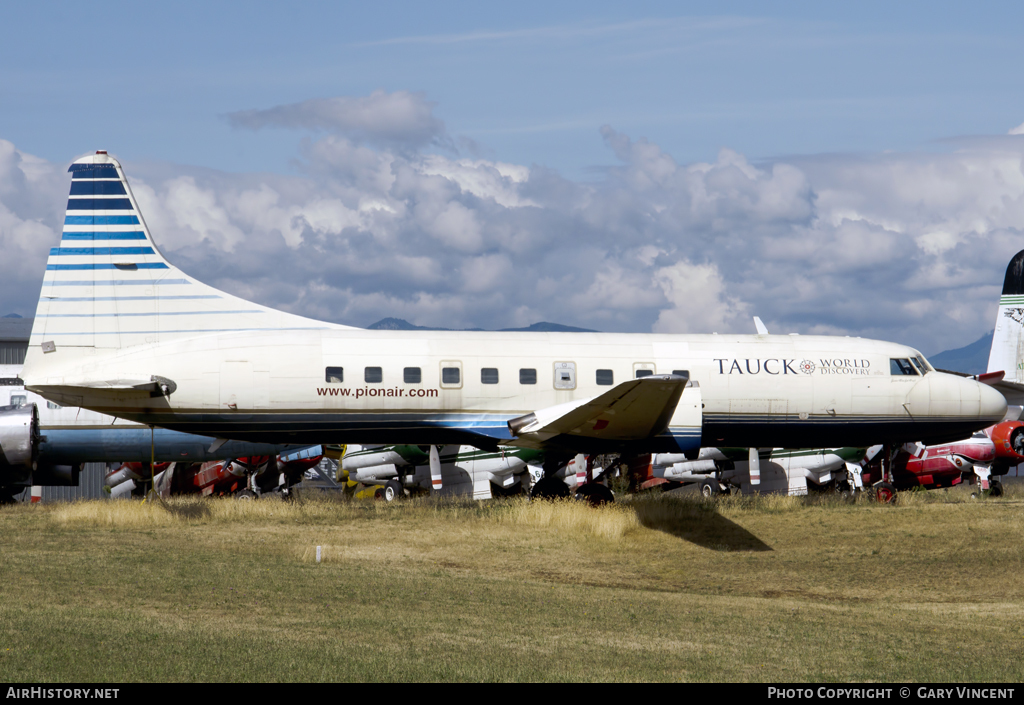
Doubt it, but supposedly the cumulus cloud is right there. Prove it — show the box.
[5,121,1024,356]
[226,90,447,148]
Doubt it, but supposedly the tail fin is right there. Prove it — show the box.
[987,249,1024,381]
[28,151,351,357]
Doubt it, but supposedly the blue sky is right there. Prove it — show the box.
[3,1,1024,355]
[4,1,1024,178]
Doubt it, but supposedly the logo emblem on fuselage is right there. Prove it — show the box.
[1003,307,1024,326]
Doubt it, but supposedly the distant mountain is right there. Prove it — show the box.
[2,313,22,318]
[929,331,993,376]
[367,318,594,333]
[498,322,596,333]
[367,317,451,331]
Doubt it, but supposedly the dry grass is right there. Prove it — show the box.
[498,497,640,539]
[4,486,1024,682]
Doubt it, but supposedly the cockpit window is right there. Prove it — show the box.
[914,355,932,372]
[890,358,920,376]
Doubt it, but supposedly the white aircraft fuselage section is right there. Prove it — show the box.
[16,152,1008,455]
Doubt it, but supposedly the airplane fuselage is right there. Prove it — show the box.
[24,328,1007,453]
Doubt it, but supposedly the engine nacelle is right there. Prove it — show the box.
[0,404,40,487]
[349,463,399,484]
[990,420,1024,464]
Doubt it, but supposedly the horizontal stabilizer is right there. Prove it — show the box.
[506,374,688,449]
[28,374,176,404]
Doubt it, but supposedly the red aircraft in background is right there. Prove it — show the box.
[105,447,324,499]
[861,419,1024,498]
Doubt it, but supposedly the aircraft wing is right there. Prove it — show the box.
[992,380,1024,406]
[505,374,688,451]
[938,368,1024,407]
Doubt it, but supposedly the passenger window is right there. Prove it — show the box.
[47,401,61,409]
[520,368,537,385]
[404,367,421,384]
[10,395,26,409]
[365,367,383,383]
[672,370,689,379]
[325,367,343,383]
[635,369,653,378]
[553,362,576,390]
[481,368,499,384]
[890,359,919,376]
[440,361,462,388]
[596,369,614,385]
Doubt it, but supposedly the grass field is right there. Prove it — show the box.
[2,484,1023,682]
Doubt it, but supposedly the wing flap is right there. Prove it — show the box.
[507,374,688,448]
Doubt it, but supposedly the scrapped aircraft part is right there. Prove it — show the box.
[110,478,136,499]
[699,478,726,498]
[0,403,40,472]
[383,479,402,502]
[429,445,442,492]
[875,482,896,504]
[235,489,257,501]
[32,462,80,486]
[574,482,614,506]
[530,475,572,500]
[748,447,760,486]
[834,478,855,497]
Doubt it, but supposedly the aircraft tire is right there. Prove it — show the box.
[530,476,572,501]
[0,486,17,505]
[373,487,386,500]
[875,482,896,504]
[383,480,402,502]
[235,489,257,501]
[574,483,614,506]
[990,479,1004,498]
[699,479,721,499]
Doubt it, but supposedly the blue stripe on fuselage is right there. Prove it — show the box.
[69,181,126,196]
[61,232,147,241]
[64,215,140,225]
[49,247,155,256]
[46,263,169,270]
[66,198,133,210]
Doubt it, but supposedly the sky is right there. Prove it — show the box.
[3,1,1024,355]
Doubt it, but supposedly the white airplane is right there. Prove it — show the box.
[4,152,1007,483]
